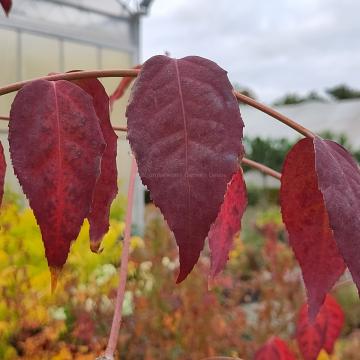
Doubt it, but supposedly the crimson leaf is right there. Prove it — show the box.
[9,79,105,271]
[0,0,11,15]
[0,141,6,206]
[254,337,296,360]
[314,137,360,296]
[296,294,344,360]
[126,55,244,282]
[296,302,327,360]
[322,294,344,354]
[71,77,118,252]
[208,170,247,279]
[280,137,345,319]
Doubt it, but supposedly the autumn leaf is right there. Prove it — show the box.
[208,170,247,280]
[0,0,11,16]
[321,294,344,354]
[296,295,344,360]
[126,55,244,282]
[254,337,296,360]
[71,77,118,252]
[313,137,360,298]
[9,79,105,273]
[280,137,345,319]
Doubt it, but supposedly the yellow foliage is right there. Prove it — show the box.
[317,349,330,360]
[229,234,244,259]
[53,346,73,360]
[0,193,134,358]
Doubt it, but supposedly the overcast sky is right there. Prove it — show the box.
[141,0,360,103]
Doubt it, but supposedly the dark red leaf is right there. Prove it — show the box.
[71,77,118,252]
[0,0,11,15]
[280,138,345,319]
[109,64,141,110]
[208,170,247,279]
[0,141,6,206]
[254,337,296,360]
[296,295,344,360]
[314,137,360,295]
[126,55,244,282]
[9,79,105,271]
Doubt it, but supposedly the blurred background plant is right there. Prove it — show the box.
[0,189,359,359]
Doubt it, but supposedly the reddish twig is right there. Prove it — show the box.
[0,69,314,139]
[242,158,281,180]
[0,69,139,96]
[109,65,141,110]
[102,157,137,360]
[112,125,128,132]
[234,91,315,139]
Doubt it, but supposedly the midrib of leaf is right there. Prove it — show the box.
[52,82,65,249]
[174,59,191,243]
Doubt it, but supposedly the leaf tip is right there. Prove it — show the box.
[175,272,186,284]
[176,265,191,284]
[50,267,62,293]
[90,238,103,253]
[308,304,320,324]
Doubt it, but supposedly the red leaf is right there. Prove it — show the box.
[208,170,247,279]
[322,294,344,354]
[0,141,6,206]
[280,138,345,319]
[297,303,327,360]
[71,77,118,252]
[126,55,244,282]
[9,79,105,270]
[254,337,296,360]
[0,0,11,15]
[296,295,344,360]
[314,137,360,296]
[109,64,141,110]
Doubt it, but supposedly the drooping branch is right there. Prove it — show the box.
[0,69,314,139]
[242,157,281,180]
[0,69,139,96]
[234,91,315,139]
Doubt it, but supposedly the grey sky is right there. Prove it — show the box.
[141,0,360,102]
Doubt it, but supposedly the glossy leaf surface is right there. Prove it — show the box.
[71,77,118,252]
[208,170,247,279]
[0,0,11,15]
[0,141,6,206]
[280,138,345,319]
[254,337,296,360]
[126,55,244,282]
[314,137,360,294]
[296,295,344,360]
[9,79,105,269]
